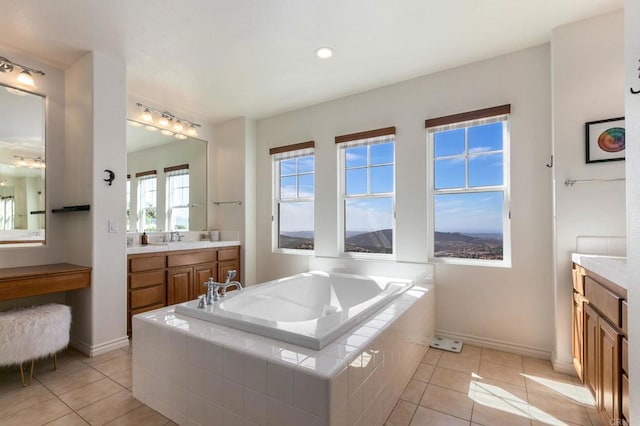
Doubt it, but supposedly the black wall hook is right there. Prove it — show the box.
[545,155,553,168]
[104,169,115,186]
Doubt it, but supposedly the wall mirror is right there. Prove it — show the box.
[0,83,45,245]
[126,119,207,232]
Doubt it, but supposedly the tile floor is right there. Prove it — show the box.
[0,343,601,426]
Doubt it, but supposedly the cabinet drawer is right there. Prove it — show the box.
[129,270,165,289]
[130,285,165,310]
[622,337,628,375]
[621,300,628,336]
[585,276,621,327]
[218,246,239,261]
[129,255,165,272]
[167,250,216,267]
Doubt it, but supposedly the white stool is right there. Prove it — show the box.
[0,304,71,386]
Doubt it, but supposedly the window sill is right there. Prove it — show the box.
[273,248,315,256]
[430,256,511,268]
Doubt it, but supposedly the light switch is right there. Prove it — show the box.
[108,220,119,233]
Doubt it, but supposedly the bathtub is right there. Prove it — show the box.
[175,271,413,350]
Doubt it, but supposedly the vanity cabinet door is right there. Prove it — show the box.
[193,262,217,299]
[167,266,193,305]
[572,292,585,381]
[584,303,599,400]
[598,318,621,425]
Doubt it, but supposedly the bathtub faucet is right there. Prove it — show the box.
[203,277,219,304]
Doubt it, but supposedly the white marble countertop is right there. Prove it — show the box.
[571,253,628,289]
[127,240,240,255]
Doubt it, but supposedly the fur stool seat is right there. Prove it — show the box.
[0,304,71,386]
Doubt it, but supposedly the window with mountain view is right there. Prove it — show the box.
[426,105,510,264]
[136,171,157,232]
[337,127,395,255]
[166,166,190,231]
[271,142,315,251]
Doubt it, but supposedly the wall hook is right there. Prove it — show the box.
[104,169,115,186]
[545,155,553,168]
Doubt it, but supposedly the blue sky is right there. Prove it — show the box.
[278,123,504,235]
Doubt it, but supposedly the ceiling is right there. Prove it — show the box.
[0,0,623,125]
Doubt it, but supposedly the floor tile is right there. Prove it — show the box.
[1,396,72,426]
[37,365,106,395]
[81,349,129,366]
[478,361,526,387]
[91,355,132,377]
[421,348,442,365]
[459,345,482,360]
[470,377,528,402]
[419,384,473,421]
[104,405,170,425]
[526,390,592,425]
[412,363,435,383]
[481,349,523,371]
[109,368,133,389]
[385,400,417,425]
[58,377,125,410]
[0,380,56,417]
[45,412,91,425]
[76,389,142,425]
[410,406,468,426]
[471,400,532,426]
[429,367,475,394]
[437,352,481,374]
[400,379,427,404]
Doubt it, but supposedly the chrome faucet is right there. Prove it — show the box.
[169,231,182,242]
[203,277,218,304]
[200,271,243,304]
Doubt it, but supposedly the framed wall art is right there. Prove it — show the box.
[585,117,625,163]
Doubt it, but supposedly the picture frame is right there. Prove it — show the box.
[585,117,625,164]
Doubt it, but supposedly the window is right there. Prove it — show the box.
[136,171,157,231]
[126,175,131,231]
[0,195,14,230]
[337,127,395,256]
[426,105,510,265]
[271,141,315,251]
[166,165,190,231]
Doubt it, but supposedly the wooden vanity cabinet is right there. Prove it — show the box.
[572,264,628,425]
[128,253,166,335]
[128,245,241,335]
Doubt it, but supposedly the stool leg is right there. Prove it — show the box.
[28,360,35,385]
[19,363,26,387]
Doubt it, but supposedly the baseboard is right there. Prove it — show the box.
[435,329,552,360]
[70,336,130,357]
[551,352,578,376]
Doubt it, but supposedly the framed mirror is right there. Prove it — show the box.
[126,119,207,232]
[0,83,46,245]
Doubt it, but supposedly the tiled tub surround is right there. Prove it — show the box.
[133,283,435,425]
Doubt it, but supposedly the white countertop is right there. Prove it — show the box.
[571,253,628,289]
[127,240,240,255]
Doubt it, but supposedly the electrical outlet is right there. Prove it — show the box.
[108,220,119,233]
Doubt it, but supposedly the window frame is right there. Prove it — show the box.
[166,167,190,231]
[271,142,315,254]
[337,128,396,259]
[136,171,158,232]
[426,107,511,267]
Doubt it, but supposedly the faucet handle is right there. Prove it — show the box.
[225,270,237,284]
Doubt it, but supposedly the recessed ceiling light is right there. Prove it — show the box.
[315,47,333,59]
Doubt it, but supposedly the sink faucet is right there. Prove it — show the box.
[169,231,183,242]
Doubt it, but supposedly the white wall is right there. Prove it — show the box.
[64,51,129,354]
[551,10,625,370]
[255,44,554,356]
[624,1,639,421]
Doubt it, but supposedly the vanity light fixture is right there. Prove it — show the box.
[135,102,201,139]
[13,155,45,168]
[0,56,45,88]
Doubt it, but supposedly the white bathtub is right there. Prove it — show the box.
[175,271,413,350]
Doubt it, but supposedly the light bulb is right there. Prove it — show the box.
[187,125,197,137]
[315,47,333,59]
[175,134,187,140]
[159,114,170,126]
[18,158,26,166]
[17,69,35,87]
[142,108,153,122]
[173,120,184,132]
[161,129,174,136]
[145,125,158,132]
